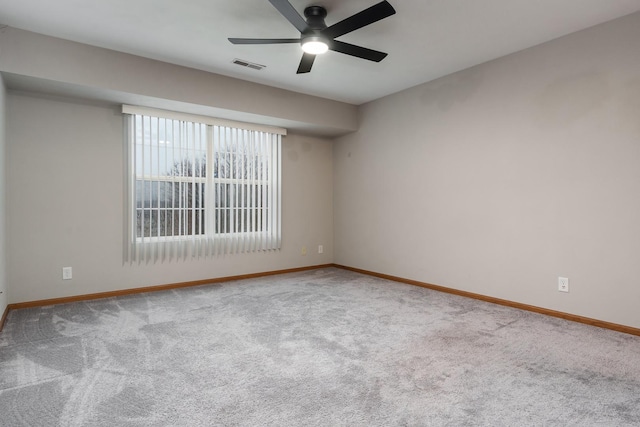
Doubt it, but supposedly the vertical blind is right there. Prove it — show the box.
[123,106,283,263]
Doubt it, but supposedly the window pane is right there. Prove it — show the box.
[135,180,205,237]
[133,114,208,239]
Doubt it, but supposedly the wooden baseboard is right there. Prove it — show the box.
[6,264,333,312]
[333,264,640,337]
[4,263,638,338]
[0,304,9,333]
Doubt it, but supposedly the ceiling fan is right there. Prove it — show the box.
[228,0,396,74]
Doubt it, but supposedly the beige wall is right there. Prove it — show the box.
[334,13,640,328]
[0,75,6,314]
[6,92,333,303]
[0,27,357,137]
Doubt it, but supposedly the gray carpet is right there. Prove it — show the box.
[1,267,639,426]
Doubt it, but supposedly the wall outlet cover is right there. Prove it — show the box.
[558,276,569,293]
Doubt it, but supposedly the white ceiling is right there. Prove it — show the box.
[1,0,640,105]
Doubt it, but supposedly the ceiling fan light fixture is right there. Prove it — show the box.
[301,36,328,55]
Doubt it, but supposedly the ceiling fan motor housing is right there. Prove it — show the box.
[304,6,327,31]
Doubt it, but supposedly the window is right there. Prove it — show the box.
[123,106,283,262]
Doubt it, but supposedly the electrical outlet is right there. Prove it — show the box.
[318,245,324,254]
[301,246,307,256]
[62,267,73,280]
[558,276,569,293]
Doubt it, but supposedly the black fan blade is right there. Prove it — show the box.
[268,0,309,33]
[322,1,396,39]
[296,53,316,74]
[228,38,300,45]
[329,40,388,62]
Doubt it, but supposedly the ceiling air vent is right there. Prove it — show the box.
[232,59,266,71]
